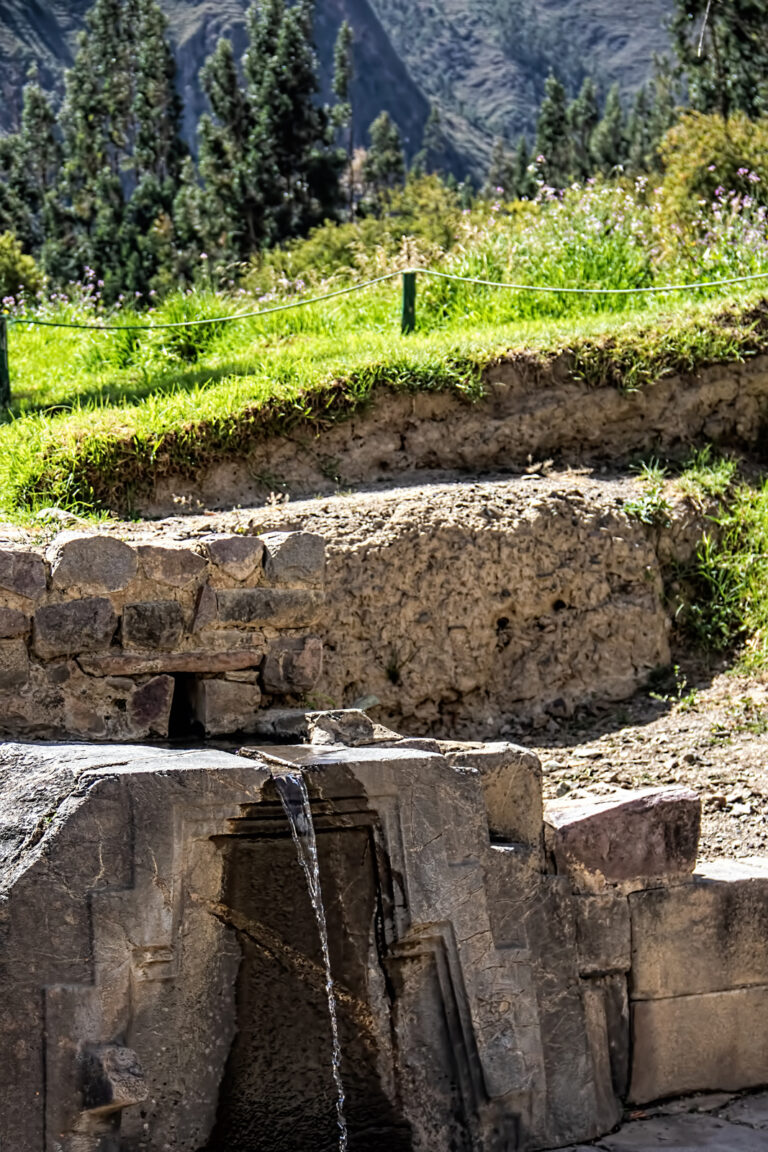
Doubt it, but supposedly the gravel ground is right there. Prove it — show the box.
[514,656,768,862]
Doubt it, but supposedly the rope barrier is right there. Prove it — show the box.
[4,271,403,331]
[419,267,768,294]
[2,262,768,406]
[4,266,768,333]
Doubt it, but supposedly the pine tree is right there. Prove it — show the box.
[362,112,405,212]
[48,0,186,296]
[264,0,342,240]
[535,73,570,188]
[412,105,444,176]
[199,37,261,260]
[132,0,186,185]
[0,74,60,255]
[170,156,207,284]
[333,21,355,219]
[199,0,342,261]
[0,139,23,243]
[671,0,768,121]
[333,25,354,151]
[591,83,627,174]
[513,136,535,199]
[626,87,652,172]
[567,77,600,181]
[624,57,681,174]
[483,137,515,199]
[647,56,681,154]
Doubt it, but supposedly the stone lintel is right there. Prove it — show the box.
[78,648,265,676]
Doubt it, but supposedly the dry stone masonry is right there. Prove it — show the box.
[2,719,768,1150]
[0,529,325,740]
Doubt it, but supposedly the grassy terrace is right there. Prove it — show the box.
[4,282,768,518]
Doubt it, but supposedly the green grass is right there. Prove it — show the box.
[5,282,768,518]
[677,479,768,665]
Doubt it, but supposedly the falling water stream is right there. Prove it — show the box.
[273,771,349,1152]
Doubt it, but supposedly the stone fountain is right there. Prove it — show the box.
[1,531,768,1150]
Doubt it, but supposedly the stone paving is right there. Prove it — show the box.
[559,1091,768,1149]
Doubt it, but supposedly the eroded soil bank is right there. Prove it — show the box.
[141,353,768,516]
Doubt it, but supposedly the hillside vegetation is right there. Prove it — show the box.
[0,0,671,176]
[2,171,768,517]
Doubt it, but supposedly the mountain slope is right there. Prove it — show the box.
[0,0,672,178]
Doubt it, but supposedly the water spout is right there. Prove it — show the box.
[273,770,348,1152]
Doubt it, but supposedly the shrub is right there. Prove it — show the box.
[0,232,44,301]
[659,112,768,231]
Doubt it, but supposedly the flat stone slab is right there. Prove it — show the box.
[556,1093,768,1150]
[630,856,768,999]
[78,648,266,675]
[629,986,768,1103]
[721,1091,768,1130]
[597,1113,768,1149]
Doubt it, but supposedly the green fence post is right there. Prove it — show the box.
[0,317,9,408]
[401,270,416,334]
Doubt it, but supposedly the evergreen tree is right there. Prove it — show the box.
[362,111,405,211]
[0,74,60,254]
[672,0,768,121]
[132,0,187,185]
[264,0,342,240]
[513,135,535,199]
[198,0,342,261]
[483,137,515,198]
[170,156,207,284]
[591,83,627,174]
[647,55,682,152]
[626,86,653,172]
[535,73,570,187]
[412,105,444,176]
[332,21,355,219]
[48,0,186,296]
[199,36,261,259]
[567,77,600,180]
[626,57,681,173]
[0,140,22,243]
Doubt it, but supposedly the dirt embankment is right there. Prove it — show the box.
[143,353,768,517]
[118,471,705,739]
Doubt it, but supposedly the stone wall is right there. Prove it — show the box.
[239,475,702,737]
[0,474,705,741]
[2,724,767,1150]
[0,529,325,740]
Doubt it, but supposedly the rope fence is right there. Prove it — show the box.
[3,264,768,406]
